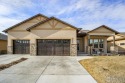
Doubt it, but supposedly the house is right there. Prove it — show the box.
[108,32,125,54]
[3,14,119,56]
[0,33,7,54]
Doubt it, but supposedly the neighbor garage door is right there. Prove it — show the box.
[13,40,30,54]
[37,39,70,56]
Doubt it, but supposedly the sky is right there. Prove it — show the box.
[0,0,125,33]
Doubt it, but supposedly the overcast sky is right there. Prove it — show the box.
[0,0,125,33]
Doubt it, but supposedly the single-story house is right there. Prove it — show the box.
[0,33,7,54]
[108,32,125,54]
[3,14,119,56]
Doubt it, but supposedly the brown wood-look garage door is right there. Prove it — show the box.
[37,39,70,56]
[13,40,30,54]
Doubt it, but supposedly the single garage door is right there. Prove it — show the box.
[37,39,70,56]
[13,40,30,54]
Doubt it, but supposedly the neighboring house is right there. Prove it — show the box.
[0,33,7,54]
[108,32,125,54]
[3,14,119,56]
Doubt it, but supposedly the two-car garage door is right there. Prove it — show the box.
[13,39,70,56]
[37,39,70,56]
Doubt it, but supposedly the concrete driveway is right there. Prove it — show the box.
[0,55,96,83]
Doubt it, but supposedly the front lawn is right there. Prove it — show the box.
[79,56,125,83]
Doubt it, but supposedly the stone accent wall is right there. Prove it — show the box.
[87,46,90,54]
[7,46,13,54]
[30,43,36,56]
[70,44,77,56]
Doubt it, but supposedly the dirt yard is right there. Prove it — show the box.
[79,56,125,83]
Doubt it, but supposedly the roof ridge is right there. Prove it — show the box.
[0,33,7,40]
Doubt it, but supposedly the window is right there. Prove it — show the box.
[99,39,104,48]
[120,43,125,46]
[90,39,93,45]
[94,39,98,48]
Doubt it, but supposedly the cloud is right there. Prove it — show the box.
[0,17,21,33]
[54,0,125,31]
[0,0,37,33]
[0,0,35,8]
[0,0,125,33]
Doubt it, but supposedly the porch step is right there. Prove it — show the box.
[78,54,89,56]
[78,52,89,56]
[78,52,86,54]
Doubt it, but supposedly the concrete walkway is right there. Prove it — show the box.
[0,55,96,83]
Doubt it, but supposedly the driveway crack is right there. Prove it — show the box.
[35,56,54,83]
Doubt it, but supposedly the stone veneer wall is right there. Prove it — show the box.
[7,46,13,54]
[30,43,36,56]
[70,44,77,56]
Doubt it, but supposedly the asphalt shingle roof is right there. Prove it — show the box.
[0,33,7,40]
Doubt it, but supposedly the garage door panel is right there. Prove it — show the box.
[13,40,30,54]
[55,44,63,55]
[63,45,70,55]
[37,39,70,56]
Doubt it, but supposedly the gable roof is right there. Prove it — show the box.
[88,25,119,34]
[3,14,48,33]
[0,33,7,40]
[26,17,78,31]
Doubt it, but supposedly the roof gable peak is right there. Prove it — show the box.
[3,13,48,33]
[27,16,78,31]
[88,25,119,34]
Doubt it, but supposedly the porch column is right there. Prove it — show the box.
[104,38,107,53]
[113,35,115,47]
[111,35,118,54]
[88,35,91,54]
[88,35,90,46]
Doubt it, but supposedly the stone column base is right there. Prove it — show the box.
[110,46,118,54]
[70,44,77,56]
[30,43,36,56]
[7,46,13,54]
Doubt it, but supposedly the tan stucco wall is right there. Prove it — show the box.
[11,16,47,31]
[107,35,125,41]
[107,34,125,53]
[7,19,77,56]
[0,40,7,51]
[108,39,125,53]
[89,26,115,36]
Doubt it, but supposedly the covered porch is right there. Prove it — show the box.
[77,25,119,55]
